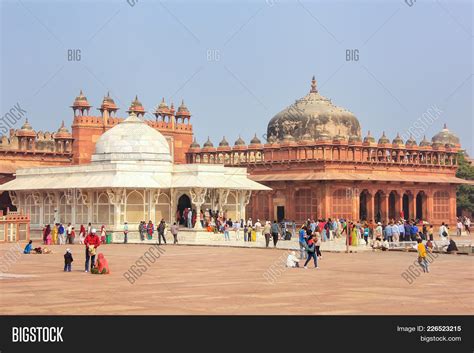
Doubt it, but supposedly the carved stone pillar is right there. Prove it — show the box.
[368,191,375,221]
[107,188,126,230]
[217,189,230,213]
[190,188,207,229]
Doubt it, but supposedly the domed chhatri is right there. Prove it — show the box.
[176,100,191,117]
[267,76,361,142]
[92,114,171,164]
[363,130,375,144]
[55,121,72,138]
[333,129,346,142]
[392,133,404,146]
[99,92,118,111]
[17,118,36,137]
[431,123,460,146]
[419,135,431,147]
[203,137,214,148]
[378,131,390,145]
[189,137,200,149]
[126,95,146,116]
[250,134,262,145]
[348,134,362,144]
[156,97,170,115]
[71,90,91,108]
[218,136,230,147]
[405,134,417,148]
[234,136,246,146]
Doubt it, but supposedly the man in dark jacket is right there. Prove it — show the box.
[158,219,167,245]
[270,221,280,248]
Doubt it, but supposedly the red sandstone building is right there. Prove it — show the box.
[0,78,471,226]
[186,77,472,226]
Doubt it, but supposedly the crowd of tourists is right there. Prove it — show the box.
[41,222,108,246]
[28,212,469,275]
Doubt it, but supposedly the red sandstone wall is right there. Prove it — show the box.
[72,117,193,164]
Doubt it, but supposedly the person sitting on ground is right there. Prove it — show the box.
[91,253,110,274]
[446,238,458,254]
[286,251,300,268]
[23,240,33,254]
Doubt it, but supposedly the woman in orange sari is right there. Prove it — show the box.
[96,253,110,274]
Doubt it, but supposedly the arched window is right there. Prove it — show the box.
[59,194,72,224]
[295,189,318,222]
[43,195,55,225]
[433,191,450,221]
[95,193,114,226]
[126,190,145,223]
[224,192,238,220]
[155,193,170,223]
[24,195,40,225]
[75,197,89,226]
[331,189,352,220]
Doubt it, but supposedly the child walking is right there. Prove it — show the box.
[416,238,429,273]
[64,249,73,272]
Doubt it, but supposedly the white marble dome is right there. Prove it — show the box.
[91,114,172,163]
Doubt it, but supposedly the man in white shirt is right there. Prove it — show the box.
[439,222,448,238]
[391,222,400,242]
[464,217,471,235]
[456,220,463,236]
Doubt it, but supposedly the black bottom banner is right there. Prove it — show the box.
[0,316,472,352]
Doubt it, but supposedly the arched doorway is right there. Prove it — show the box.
[402,193,410,220]
[416,191,425,220]
[0,192,16,214]
[359,190,369,221]
[177,194,192,225]
[388,191,397,220]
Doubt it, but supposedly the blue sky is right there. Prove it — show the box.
[1,0,472,154]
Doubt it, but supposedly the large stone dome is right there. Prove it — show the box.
[267,76,361,142]
[431,123,460,146]
[92,114,172,163]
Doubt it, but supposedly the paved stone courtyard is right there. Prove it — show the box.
[1,242,472,315]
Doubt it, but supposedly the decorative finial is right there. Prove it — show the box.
[106,91,110,97]
[79,89,83,95]
[61,120,65,128]
[443,123,447,129]
[367,130,371,136]
[310,75,317,93]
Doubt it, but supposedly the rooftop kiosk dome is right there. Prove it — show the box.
[91,114,172,164]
